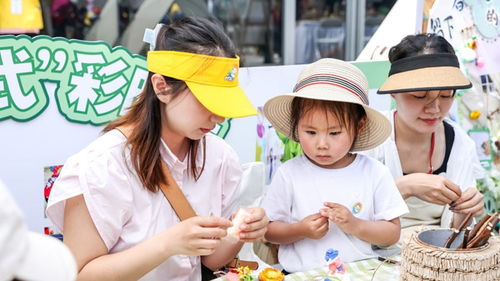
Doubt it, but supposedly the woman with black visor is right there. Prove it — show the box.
[366,34,484,235]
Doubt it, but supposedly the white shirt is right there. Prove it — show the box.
[46,130,242,281]
[261,154,408,272]
[364,110,484,228]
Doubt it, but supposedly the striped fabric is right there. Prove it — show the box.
[285,256,400,281]
[293,74,369,105]
[211,257,400,280]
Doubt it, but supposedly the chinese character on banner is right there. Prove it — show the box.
[0,35,148,125]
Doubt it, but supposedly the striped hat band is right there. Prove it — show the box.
[263,58,391,152]
[293,74,369,105]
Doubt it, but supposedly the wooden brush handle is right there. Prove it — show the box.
[488,214,499,231]
[466,226,492,248]
[444,212,473,248]
[444,230,459,248]
[466,214,498,248]
[468,214,491,240]
[456,212,473,232]
[461,227,471,249]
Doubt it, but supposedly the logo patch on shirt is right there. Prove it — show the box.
[351,202,362,214]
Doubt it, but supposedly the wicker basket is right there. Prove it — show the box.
[400,229,500,281]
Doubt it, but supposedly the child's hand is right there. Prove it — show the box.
[237,207,269,242]
[298,213,329,239]
[320,202,358,235]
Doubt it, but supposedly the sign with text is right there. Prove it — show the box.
[0,35,147,124]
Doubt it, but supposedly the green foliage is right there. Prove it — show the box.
[476,176,500,213]
[275,130,302,162]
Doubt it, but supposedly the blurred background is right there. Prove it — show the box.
[0,0,397,66]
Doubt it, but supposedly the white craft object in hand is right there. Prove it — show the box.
[226,208,250,242]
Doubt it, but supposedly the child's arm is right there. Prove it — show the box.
[264,213,329,244]
[321,202,400,246]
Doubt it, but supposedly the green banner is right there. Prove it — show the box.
[352,60,390,90]
[0,35,147,125]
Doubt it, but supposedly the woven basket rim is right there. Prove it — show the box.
[401,233,500,280]
[414,228,491,253]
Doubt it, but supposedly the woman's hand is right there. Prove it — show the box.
[297,213,329,239]
[237,207,269,242]
[165,216,232,256]
[64,196,233,281]
[396,173,462,205]
[320,202,358,235]
[450,187,484,217]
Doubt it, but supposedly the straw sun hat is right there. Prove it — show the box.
[378,53,472,94]
[263,58,391,152]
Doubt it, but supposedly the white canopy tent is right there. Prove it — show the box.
[356,0,423,62]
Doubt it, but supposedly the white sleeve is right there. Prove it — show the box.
[372,165,409,221]
[458,135,484,190]
[439,126,484,227]
[46,151,134,250]
[446,122,485,191]
[260,167,293,223]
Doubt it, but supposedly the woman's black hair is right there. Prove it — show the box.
[388,33,455,63]
[105,16,237,192]
[156,16,236,56]
[155,16,237,93]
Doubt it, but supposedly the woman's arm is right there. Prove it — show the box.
[65,195,231,281]
[201,238,243,271]
[395,173,462,204]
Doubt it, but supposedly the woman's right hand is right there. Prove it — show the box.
[396,173,462,205]
[64,196,232,281]
[164,216,232,257]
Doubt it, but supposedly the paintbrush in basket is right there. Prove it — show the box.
[443,212,473,248]
[466,213,499,248]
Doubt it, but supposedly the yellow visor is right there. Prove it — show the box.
[147,51,256,118]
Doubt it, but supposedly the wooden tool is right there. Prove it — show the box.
[461,227,471,249]
[466,213,498,249]
[468,214,491,240]
[444,212,473,248]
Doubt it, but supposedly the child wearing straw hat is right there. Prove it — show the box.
[46,17,268,281]
[367,34,484,233]
[260,58,408,273]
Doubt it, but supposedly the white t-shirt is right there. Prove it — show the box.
[46,130,242,281]
[261,154,408,272]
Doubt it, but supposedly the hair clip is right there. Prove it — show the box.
[143,24,164,51]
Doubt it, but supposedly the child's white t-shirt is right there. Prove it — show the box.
[261,154,408,273]
[46,130,242,281]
